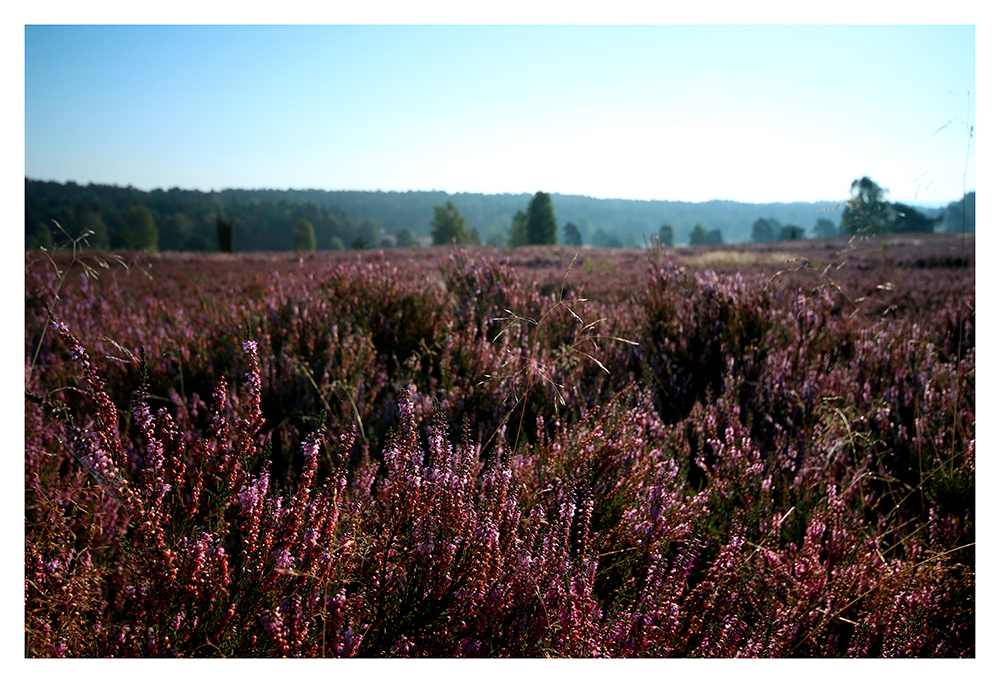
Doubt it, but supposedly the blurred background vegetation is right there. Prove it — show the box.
[26,177,974,253]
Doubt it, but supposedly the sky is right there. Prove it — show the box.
[23,20,977,206]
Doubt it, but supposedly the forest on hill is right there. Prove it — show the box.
[25,178,973,253]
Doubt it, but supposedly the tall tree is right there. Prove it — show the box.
[526,191,558,245]
[657,223,674,247]
[217,216,235,252]
[509,210,529,247]
[562,222,583,247]
[751,217,778,243]
[841,176,892,235]
[688,223,708,245]
[431,201,473,245]
[705,228,724,245]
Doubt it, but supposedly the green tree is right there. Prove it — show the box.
[778,224,805,241]
[121,205,158,251]
[509,210,529,247]
[352,220,381,250]
[431,201,474,245]
[657,223,674,247]
[813,218,837,238]
[292,219,317,251]
[395,227,417,248]
[688,223,708,245]
[562,222,583,247]
[330,236,345,251]
[841,176,892,235]
[526,191,558,245]
[217,216,235,252]
[751,217,778,243]
[890,203,941,233]
[943,192,975,233]
[706,228,724,245]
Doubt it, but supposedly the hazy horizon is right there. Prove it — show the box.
[19,177,966,212]
[25,24,976,206]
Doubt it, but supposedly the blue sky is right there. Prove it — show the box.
[23,20,977,205]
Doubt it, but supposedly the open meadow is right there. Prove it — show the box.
[25,233,974,657]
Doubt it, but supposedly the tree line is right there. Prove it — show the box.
[25,180,389,253]
[26,178,971,253]
[745,178,974,245]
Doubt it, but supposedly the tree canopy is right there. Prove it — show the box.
[942,192,975,233]
[841,176,893,235]
[657,223,674,248]
[889,203,942,233]
[689,223,708,246]
[778,224,805,241]
[217,217,235,252]
[751,218,778,243]
[525,191,558,245]
[508,210,528,247]
[562,222,583,247]
[395,227,417,248]
[813,218,837,238]
[431,201,476,245]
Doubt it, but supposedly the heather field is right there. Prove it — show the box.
[24,234,975,657]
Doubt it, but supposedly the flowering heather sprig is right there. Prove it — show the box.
[208,375,234,469]
[237,468,271,572]
[273,429,325,566]
[49,318,125,462]
[237,339,265,456]
[44,316,141,512]
[130,383,172,516]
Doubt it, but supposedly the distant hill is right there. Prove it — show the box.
[32,178,966,252]
[916,192,975,234]
[234,188,848,246]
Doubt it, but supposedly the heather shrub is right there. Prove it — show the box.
[640,262,773,426]
[27,327,359,656]
[25,240,974,657]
